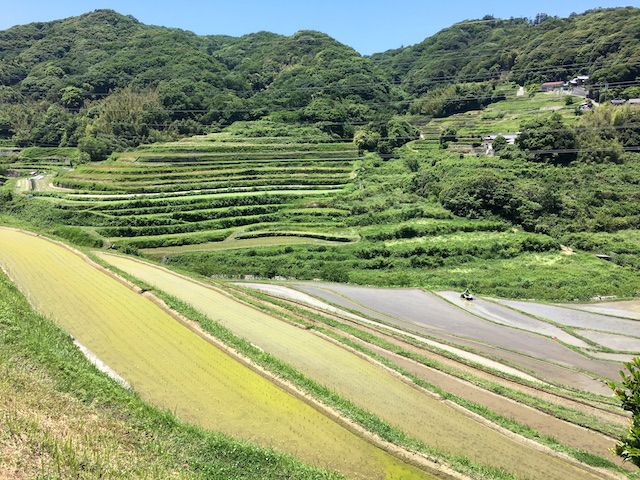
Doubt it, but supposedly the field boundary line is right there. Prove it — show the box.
[89,250,624,480]
[138,288,469,480]
[5,239,463,480]
[268,292,624,441]
[229,287,624,480]
[99,250,622,478]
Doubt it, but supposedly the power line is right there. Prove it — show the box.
[57,56,640,101]
[6,123,640,150]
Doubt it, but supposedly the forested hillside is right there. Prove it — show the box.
[371,7,640,94]
[1,7,639,158]
[0,9,401,154]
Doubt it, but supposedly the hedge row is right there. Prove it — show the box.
[100,213,278,237]
[73,167,353,183]
[234,231,355,243]
[78,158,356,174]
[95,194,294,215]
[363,219,509,241]
[64,172,352,188]
[56,177,351,194]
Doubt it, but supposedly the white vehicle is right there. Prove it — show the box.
[460,289,474,301]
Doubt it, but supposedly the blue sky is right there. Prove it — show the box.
[0,0,637,54]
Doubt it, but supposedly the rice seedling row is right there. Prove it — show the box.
[97,252,612,480]
[0,228,431,480]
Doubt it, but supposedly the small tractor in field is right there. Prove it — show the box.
[460,289,475,301]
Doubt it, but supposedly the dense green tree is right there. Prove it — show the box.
[387,119,420,148]
[372,8,640,90]
[439,127,458,148]
[78,135,112,161]
[516,113,578,164]
[60,86,85,108]
[492,135,508,154]
[0,7,639,154]
[438,172,520,220]
[0,10,397,150]
[354,129,380,153]
[610,359,640,467]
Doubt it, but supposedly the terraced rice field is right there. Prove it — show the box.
[19,133,359,251]
[97,252,614,480]
[566,300,640,321]
[416,91,579,152]
[0,227,432,480]
[140,234,348,255]
[437,291,589,347]
[235,281,627,462]
[288,283,621,394]
[495,299,640,350]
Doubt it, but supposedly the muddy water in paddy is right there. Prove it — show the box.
[291,283,621,391]
[496,299,640,336]
[99,253,614,480]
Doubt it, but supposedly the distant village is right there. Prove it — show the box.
[482,76,640,156]
[541,75,640,107]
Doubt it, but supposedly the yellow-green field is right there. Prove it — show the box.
[142,234,347,255]
[97,252,610,480]
[0,227,431,480]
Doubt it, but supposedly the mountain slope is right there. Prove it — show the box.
[371,7,640,94]
[0,9,398,149]
[0,7,639,152]
[0,9,396,107]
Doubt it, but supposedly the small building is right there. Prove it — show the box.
[569,75,590,86]
[541,81,566,92]
[483,133,519,155]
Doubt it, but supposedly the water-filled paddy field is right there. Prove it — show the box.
[236,282,624,463]
[289,283,621,393]
[98,252,613,480]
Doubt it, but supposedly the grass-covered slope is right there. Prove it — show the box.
[3,114,639,301]
[23,121,361,250]
[0,270,341,479]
